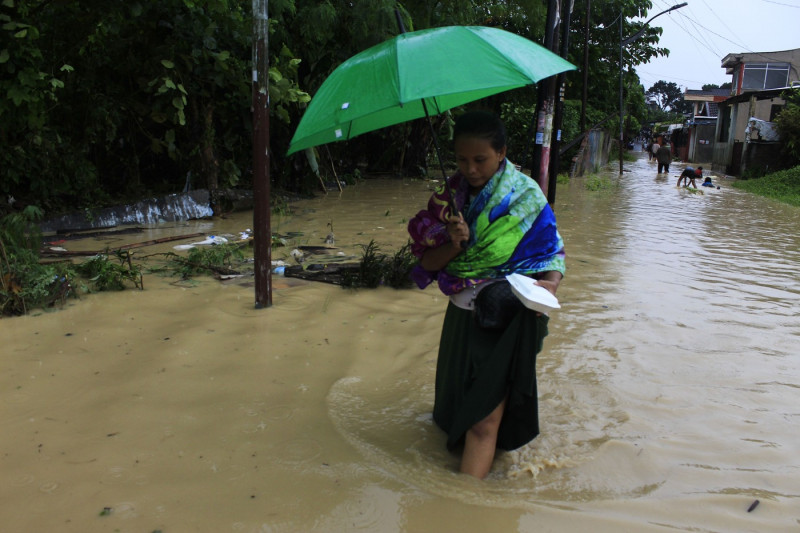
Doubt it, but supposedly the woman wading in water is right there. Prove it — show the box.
[408,110,565,479]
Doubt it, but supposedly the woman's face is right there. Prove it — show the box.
[454,135,506,192]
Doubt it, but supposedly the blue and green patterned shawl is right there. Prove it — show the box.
[408,159,565,295]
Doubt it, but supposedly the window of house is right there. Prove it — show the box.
[742,63,790,90]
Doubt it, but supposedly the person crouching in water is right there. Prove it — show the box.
[407,110,565,479]
[677,166,703,187]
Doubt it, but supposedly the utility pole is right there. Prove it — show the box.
[580,0,590,134]
[548,0,574,205]
[618,14,624,174]
[530,0,560,197]
[252,0,272,309]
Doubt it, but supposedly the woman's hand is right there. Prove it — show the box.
[535,271,562,297]
[446,213,469,250]
[419,213,468,271]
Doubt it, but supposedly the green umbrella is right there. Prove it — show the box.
[287,25,576,155]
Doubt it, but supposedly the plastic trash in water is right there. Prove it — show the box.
[194,235,229,245]
[273,266,285,276]
[174,234,229,250]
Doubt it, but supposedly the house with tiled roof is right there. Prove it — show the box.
[684,88,730,120]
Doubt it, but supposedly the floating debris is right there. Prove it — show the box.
[290,248,306,265]
[324,220,335,247]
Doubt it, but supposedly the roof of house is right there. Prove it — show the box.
[684,88,731,101]
[719,87,787,105]
[721,48,800,73]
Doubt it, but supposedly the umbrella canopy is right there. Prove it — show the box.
[287,25,576,155]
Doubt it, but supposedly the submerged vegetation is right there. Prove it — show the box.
[732,165,800,207]
[1,204,417,315]
[160,243,247,280]
[584,173,620,192]
[0,207,145,315]
[0,204,250,316]
[1,207,73,315]
[340,240,416,290]
[75,251,143,291]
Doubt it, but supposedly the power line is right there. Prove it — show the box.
[666,10,722,60]
[700,0,750,52]
[676,12,797,63]
[683,9,723,57]
[636,68,717,86]
[760,0,800,8]
[675,12,755,53]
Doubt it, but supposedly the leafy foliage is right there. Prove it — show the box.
[1,0,678,215]
[75,251,143,291]
[731,165,800,207]
[165,243,246,280]
[0,0,308,212]
[0,207,152,316]
[702,82,731,91]
[646,80,689,113]
[340,240,415,289]
[774,89,800,163]
[0,206,75,314]
[584,173,620,192]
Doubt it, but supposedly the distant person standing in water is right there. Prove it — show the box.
[407,110,565,479]
[656,141,672,174]
[649,139,659,161]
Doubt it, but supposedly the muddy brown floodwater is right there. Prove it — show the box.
[2,152,799,532]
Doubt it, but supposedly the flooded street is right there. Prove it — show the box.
[2,151,799,532]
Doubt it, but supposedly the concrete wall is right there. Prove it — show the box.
[571,129,613,177]
[732,98,783,142]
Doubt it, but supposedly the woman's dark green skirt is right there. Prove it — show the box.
[433,302,549,451]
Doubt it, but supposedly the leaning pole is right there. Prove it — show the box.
[252,0,272,309]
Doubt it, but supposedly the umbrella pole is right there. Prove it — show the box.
[394,8,456,215]
[422,101,465,250]
[421,101,457,214]
[325,146,344,192]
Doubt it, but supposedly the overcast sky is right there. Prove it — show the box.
[629,0,800,92]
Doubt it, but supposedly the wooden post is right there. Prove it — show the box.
[252,0,272,309]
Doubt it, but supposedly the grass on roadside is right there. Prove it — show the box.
[585,173,620,192]
[731,165,800,207]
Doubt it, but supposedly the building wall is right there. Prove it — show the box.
[742,143,785,177]
[732,98,784,141]
[691,123,716,163]
[571,129,613,177]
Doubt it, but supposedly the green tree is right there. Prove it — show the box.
[1,0,675,216]
[774,88,800,163]
[0,0,310,213]
[646,80,684,111]
[702,82,732,91]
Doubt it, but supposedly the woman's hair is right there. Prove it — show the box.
[453,110,506,151]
